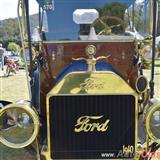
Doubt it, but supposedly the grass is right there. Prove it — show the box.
[0,70,29,102]
[143,59,160,98]
[0,60,160,160]
[0,69,36,160]
[0,144,37,160]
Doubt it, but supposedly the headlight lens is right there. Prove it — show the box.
[0,101,39,148]
[146,102,160,144]
[149,110,160,137]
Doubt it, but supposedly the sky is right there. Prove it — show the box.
[0,0,39,20]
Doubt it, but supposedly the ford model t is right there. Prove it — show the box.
[0,0,160,160]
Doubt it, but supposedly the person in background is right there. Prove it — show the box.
[0,43,4,70]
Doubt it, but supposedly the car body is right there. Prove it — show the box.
[0,0,160,160]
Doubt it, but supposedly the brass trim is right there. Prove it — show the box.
[149,0,153,35]
[44,94,139,160]
[85,45,97,56]
[44,71,139,160]
[41,38,135,44]
[42,159,138,160]
[135,96,139,160]
[72,54,110,72]
[135,75,148,94]
[146,103,160,144]
[47,71,137,96]
[0,103,40,149]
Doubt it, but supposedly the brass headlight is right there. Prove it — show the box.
[145,99,160,144]
[0,101,40,148]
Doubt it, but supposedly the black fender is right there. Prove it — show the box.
[0,100,11,108]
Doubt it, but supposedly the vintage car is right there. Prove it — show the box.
[0,0,160,160]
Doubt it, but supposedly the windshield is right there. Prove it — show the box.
[125,0,151,37]
[36,0,151,41]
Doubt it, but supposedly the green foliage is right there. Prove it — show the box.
[0,14,39,48]
[100,2,128,20]
[7,42,20,52]
[0,18,20,47]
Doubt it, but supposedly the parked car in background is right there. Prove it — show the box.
[4,51,25,69]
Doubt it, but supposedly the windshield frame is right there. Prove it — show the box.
[35,0,153,42]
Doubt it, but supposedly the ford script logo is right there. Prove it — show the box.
[80,78,104,91]
[74,115,110,133]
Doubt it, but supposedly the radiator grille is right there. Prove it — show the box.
[49,95,135,159]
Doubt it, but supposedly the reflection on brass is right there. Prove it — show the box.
[122,145,134,155]
[142,89,150,107]
[46,72,138,160]
[72,45,111,72]
[71,77,105,94]
[145,101,160,144]
[51,51,56,61]
[80,77,104,91]
[48,72,137,95]
[74,115,110,133]
[121,51,126,60]
[72,55,110,72]
[85,45,96,57]
[0,101,40,149]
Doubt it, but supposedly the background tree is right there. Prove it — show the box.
[100,2,127,20]
[0,18,20,47]
[7,42,20,52]
[0,14,39,48]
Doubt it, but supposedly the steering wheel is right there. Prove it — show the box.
[91,15,124,35]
